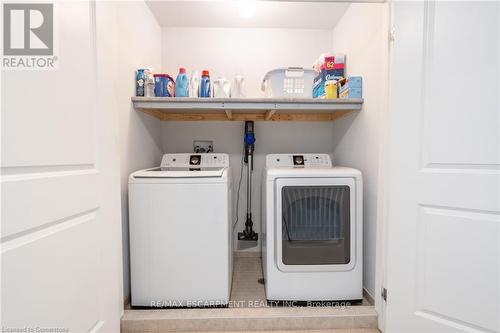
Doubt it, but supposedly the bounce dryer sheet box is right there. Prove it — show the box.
[338,76,363,99]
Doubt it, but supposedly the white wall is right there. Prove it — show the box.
[161,121,337,250]
[100,1,164,300]
[330,3,389,298]
[161,27,336,250]
[162,27,333,97]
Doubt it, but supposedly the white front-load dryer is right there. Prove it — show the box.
[262,154,362,302]
[129,153,232,307]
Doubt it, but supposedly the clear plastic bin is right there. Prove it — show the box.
[261,67,315,98]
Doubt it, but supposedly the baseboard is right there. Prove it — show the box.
[123,295,131,309]
[363,287,375,305]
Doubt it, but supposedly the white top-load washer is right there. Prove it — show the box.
[129,153,232,307]
[262,154,362,302]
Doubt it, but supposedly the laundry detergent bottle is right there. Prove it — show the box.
[175,67,189,97]
[200,70,211,97]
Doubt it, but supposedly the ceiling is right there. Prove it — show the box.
[145,1,351,29]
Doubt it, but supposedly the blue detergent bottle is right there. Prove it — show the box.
[175,67,189,97]
[200,70,211,97]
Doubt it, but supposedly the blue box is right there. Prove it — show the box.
[348,76,362,88]
[348,87,362,98]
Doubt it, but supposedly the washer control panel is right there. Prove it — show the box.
[266,154,332,168]
[161,153,229,168]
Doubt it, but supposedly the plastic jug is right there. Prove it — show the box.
[213,77,231,98]
[200,70,211,98]
[154,74,175,97]
[175,67,189,97]
[144,68,155,97]
[233,74,246,98]
[189,71,200,97]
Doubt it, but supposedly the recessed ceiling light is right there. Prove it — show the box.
[238,0,256,19]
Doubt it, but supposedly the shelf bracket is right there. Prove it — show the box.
[265,109,277,121]
[224,109,233,120]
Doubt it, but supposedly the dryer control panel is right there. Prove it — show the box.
[161,153,229,168]
[266,154,332,168]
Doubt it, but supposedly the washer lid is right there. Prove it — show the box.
[132,166,225,178]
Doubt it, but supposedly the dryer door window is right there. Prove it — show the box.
[281,185,350,265]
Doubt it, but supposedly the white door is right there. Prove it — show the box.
[1,1,123,332]
[385,1,499,332]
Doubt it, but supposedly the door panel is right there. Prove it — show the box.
[1,171,99,238]
[416,206,498,330]
[386,1,499,332]
[1,1,122,331]
[2,214,101,330]
[1,3,96,167]
[422,2,498,166]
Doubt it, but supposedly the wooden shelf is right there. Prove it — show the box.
[131,97,363,121]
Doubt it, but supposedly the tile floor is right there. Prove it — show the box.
[230,255,266,307]
[121,254,377,332]
[230,255,371,308]
[168,330,379,333]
